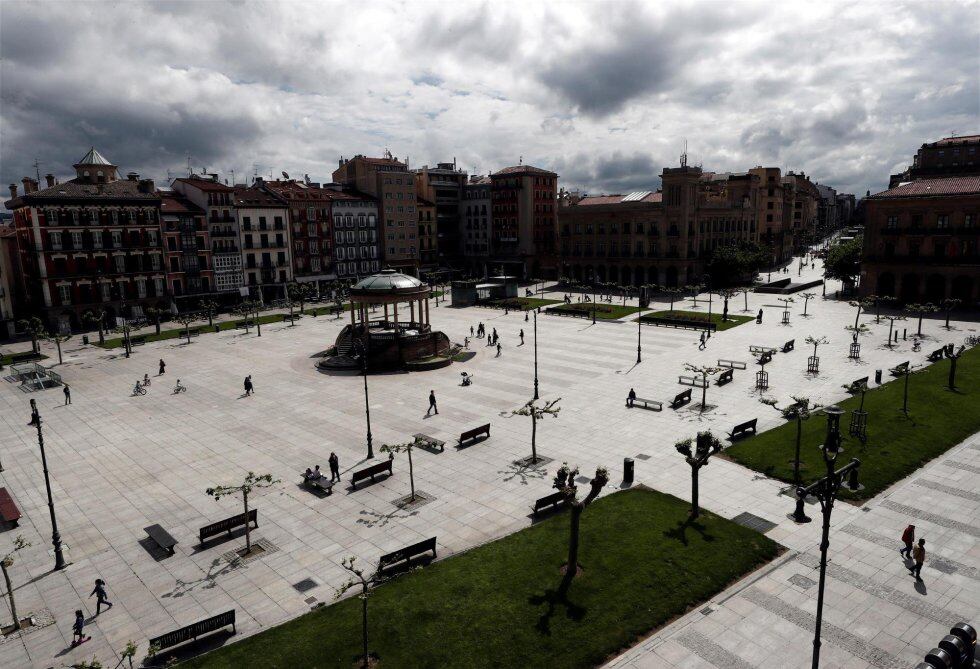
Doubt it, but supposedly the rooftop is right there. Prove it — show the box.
[576,191,662,206]
[492,165,558,177]
[173,176,234,193]
[868,175,980,199]
[926,134,980,147]
[7,178,159,205]
[351,268,426,293]
[159,191,204,215]
[74,147,115,167]
[233,186,286,208]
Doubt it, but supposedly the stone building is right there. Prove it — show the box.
[889,134,980,187]
[159,191,214,309]
[326,187,381,282]
[233,186,291,302]
[417,196,437,269]
[0,225,19,337]
[461,175,492,273]
[259,179,336,293]
[415,161,467,265]
[171,175,243,296]
[490,164,559,278]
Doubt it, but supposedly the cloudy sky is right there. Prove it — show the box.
[2,0,977,204]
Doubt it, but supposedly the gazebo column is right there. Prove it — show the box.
[350,302,356,328]
[384,303,389,323]
[410,300,416,325]
[393,301,398,325]
[425,297,430,328]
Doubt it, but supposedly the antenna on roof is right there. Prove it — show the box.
[230,169,235,186]
[186,155,193,177]
[680,139,688,168]
[33,158,42,184]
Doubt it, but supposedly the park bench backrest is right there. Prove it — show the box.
[460,423,490,441]
[150,610,236,651]
[379,537,436,568]
[200,509,257,541]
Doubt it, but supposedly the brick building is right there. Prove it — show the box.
[490,165,558,278]
[159,191,213,309]
[889,135,980,187]
[233,186,291,302]
[171,176,243,296]
[4,149,165,332]
[326,187,381,281]
[259,179,336,293]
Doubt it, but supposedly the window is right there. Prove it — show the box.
[50,231,62,249]
[136,279,147,298]
[151,255,161,270]
[966,214,975,229]
[886,216,899,229]
[937,215,950,229]
[337,247,345,260]
[93,232,103,249]
[111,231,122,247]
[115,255,126,272]
[58,285,71,305]
[307,207,315,220]
[934,241,946,258]
[170,257,180,272]
[101,283,111,301]
[310,257,321,272]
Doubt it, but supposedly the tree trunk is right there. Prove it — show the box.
[56,340,63,365]
[700,381,707,414]
[289,303,295,325]
[853,306,861,329]
[31,335,38,354]
[185,324,191,344]
[903,372,910,415]
[530,412,538,463]
[256,313,262,337]
[917,315,923,336]
[562,503,583,589]
[948,356,957,389]
[803,298,809,316]
[242,490,251,554]
[887,321,894,347]
[794,418,803,485]
[208,311,214,327]
[691,466,700,519]
[2,560,19,631]
[744,291,749,311]
[408,447,415,501]
[155,318,161,336]
[98,323,105,345]
[361,583,370,669]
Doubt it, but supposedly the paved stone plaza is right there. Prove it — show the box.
[0,261,977,668]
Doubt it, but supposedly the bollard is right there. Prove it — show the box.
[623,457,634,485]
[875,369,882,384]
[83,335,90,345]
[903,328,907,341]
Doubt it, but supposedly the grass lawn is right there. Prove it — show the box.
[547,302,643,320]
[640,310,753,332]
[726,344,980,500]
[184,488,778,669]
[489,297,562,310]
[0,351,47,366]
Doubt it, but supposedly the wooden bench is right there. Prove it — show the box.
[413,433,446,453]
[149,610,236,653]
[378,536,437,573]
[889,361,910,376]
[782,339,795,353]
[630,397,662,411]
[0,488,22,527]
[130,335,147,346]
[717,368,734,385]
[717,359,747,370]
[678,375,708,388]
[199,509,258,544]
[301,474,334,495]
[926,348,944,362]
[533,490,568,516]
[757,350,774,365]
[144,524,178,555]
[749,345,776,355]
[670,388,692,409]
[458,423,490,447]
[234,320,255,330]
[351,458,394,489]
[728,419,757,441]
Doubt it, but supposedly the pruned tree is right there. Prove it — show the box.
[683,363,722,414]
[686,284,704,308]
[904,302,938,337]
[82,308,107,345]
[120,641,139,669]
[741,278,762,312]
[205,472,279,555]
[233,304,253,334]
[800,292,816,317]
[665,287,683,311]
[511,397,561,464]
[44,331,71,365]
[674,431,723,518]
[173,313,198,344]
[144,306,165,336]
[245,300,266,337]
[940,298,961,329]
[335,557,384,669]
[17,317,46,354]
[552,463,609,591]
[380,440,419,503]
[1,535,32,631]
[760,396,819,486]
[844,323,870,343]
[199,299,219,327]
[882,314,906,348]
[805,335,829,359]
[897,363,923,415]
[714,288,740,322]
[288,281,316,314]
[112,320,136,358]
[847,297,876,330]
[777,297,795,321]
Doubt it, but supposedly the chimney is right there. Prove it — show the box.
[127,172,140,182]
[138,178,155,194]
[8,184,17,199]
[22,177,38,194]
[45,173,55,188]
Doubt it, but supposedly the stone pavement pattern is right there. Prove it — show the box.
[0,259,976,667]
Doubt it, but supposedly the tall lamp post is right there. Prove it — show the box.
[28,399,67,571]
[636,300,643,364]
[353,341,374,459]
[533,309,540,399]
[791,405,861,669]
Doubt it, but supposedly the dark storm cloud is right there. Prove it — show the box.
[552,152,663,195]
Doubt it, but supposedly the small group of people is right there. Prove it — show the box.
[244,375,254,396]
[485,328,499,347]
[304,452,341,483]
[900,524,927,581]
[472,322,487,338]
[71,579,113,646]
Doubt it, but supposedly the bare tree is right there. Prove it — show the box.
[205,472,279,555]
[1,535,32,631]
[683,363,722,414]
[760,396,819,486]
[552,463,609,592]
[511,397,561,464]
[800,292,816,317]
[173,313,198,344]
[335,557,384,669]
[380,440,419,502]
[940,298,961,329]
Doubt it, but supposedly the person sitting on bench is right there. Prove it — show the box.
[304,465,323,481]
[627,388,636,407]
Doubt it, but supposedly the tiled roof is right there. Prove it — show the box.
[74,147,114,166]
[159,192,203,215]
[492,165,557,177]
[927,135,980,147]
[173,177,234,192]
[348,156,407,168]
[868,176,980,199]
[13,178,159,202]
[233,187,286,208]
[262,180,337,200]
[577,192,662,206]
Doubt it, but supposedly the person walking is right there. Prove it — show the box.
[470,325,474,337]
[427,390,438,416]
[910,538,926,581]
[63,384,71,405]
[244,375,253,396]
[756,308,764,324]
[91,579,112,615]
[900,524,915,558]
[496,342,502,357]
[71,610,88,646]
[698,332,706,351]
[627,388,636,407]
[519,329,525,345]
[158,358,166,375]
[328,451,340,482]
[492,328,498,342]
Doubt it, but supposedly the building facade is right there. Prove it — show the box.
[171,176,243,296]
[860,175,979,305]
[260,179,337,292]
[0,225,19,337]
[159,191,213,309]
[889,135,980,187]
[461,175,492,272]
[4,149,166,332]
[415,161,467,265]
[417,197,437,269]
[328,188,381,281]
[233,186,291,302]
[490,165,559,278]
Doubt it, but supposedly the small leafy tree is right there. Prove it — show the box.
[824,236,862,286]
[205,472,279,555]
[552,463,609,591]
[1,535,32,631]
[940,298,961,329]
[120,641,138,669]
[904,302,938,337]
[882,314,906,348]
[800,292,816,317]
[18,317,46,354]
[335,557,384,669]
[173,313,198,344]
[872,294,895,323]
[288,282,315,314]
[741,278,762,312]
[845,323,870,343]
[380,439,420,503]
[144,306,165,336]
[82,309,107,345]
[847,297,875,330]
[674,431,723,518]
[279,297,298,325]
[665,287,683,311]
[686,284,703,309]
[44,331,71,365]
[112,320,136,358]
[511,397,561,464]
[234,304,253,334]
[715,288,740,322]
[760,396,819,486]
[777,297,795,321]
[683,363,721,413]
[805,335,829,359]
[199,299,219,327]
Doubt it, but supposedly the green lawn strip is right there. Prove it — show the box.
[185,488,778,669]
[0,351,48,366]
[547,303,643,319]
[640,310,753,332]
[489,297,562,310]
[726,346,979,500]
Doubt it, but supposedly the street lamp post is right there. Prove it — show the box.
[533,309,540,399]
[636,301,643,364]
[354,342,374,459]
[28,399,67,571]
[791,405,861,669]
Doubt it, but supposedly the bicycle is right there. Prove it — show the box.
[172,381,187,394]
[133,383,147,396]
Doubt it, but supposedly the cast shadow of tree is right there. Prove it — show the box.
[663,518,715,547]
[498,459,549,486]
[162,558,239,599]
[355,507,420,528]
[528,584,588,636]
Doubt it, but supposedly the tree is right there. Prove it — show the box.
[234,304,253,334]
[674,432,722,518]
[511,397,561,464]
[278,297,299,326]
[1,535,32,631]
[948,344,966,389]
[120,641,139,669]
[777,297,795,321]
[904,303,938,337]
[380,440,419,503]
[761,396,819,486]
[800,292,816,317]
[173,313,198,344]
[686,284,704,309]
[805,335,829,360]
[665,287,683,311]
[199,299,219,327]
[882,314,906,348]
[17,317,46,354]
[941,298,961,329]
[205,472,279,556]
[683,363,721,414]
[42,331,71,365]
[335,557,384,669]
[847,297,875,330]
[823,236,862,286]
[714,288,740,322]
[288,282,315,314]
[112,320,136,358]
[552,463,608,591]
[144,306,165,336]
[898,364,922,415]
[82,309,107,345]
[706,241,768,285]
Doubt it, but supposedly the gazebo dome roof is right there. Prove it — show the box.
[351,269,424,293]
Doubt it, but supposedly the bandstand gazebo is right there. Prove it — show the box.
[317,269,453,371]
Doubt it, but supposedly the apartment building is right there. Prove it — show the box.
[415,161,467,264]
[889,134,980,187]
[233,186,292,302]
[490,165,559,278]
[171,176,243,296]
[0,225,18,337]
[159,191,213,308]
[461,175,492,272]
[327,188,381,281]
[417,196,437,269]
[260,179,335,293]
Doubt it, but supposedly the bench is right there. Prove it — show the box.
[728,419,757,441]
[749,345,776,355]
[630,397,662,411]
[378,536,437,573]
[187,327,203,338]
[130,335,147,346]
[757,350,774,365]
[144,524,178,555]
[717,359,747,370]
[351,457,394,489]
[413,433,446,453]
[717,368,734,385]
[670,388,692,409]
[282,313,302,323]
[846,376,869,392]
[199,509,258,544]
[782,339,795,353]
[0,488,22,527]
[301,474,334,495]
[149,610,236,653]
[889,361,910,376]
[458,423,490,447]
[533,490,568,516]
[926,348,944,362]
[234,320,255,330]
[678,375,708,388]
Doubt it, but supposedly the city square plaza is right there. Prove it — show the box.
[0,259,977,668]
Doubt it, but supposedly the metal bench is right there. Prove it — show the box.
[301,474,334,495]
[782,339,795,353]
[630,397,662,411]
[717,359,747,370]
[378,537,437,573]
[889,361,910,376]
[749,345,776,355]
[199,509,258,544]
[144,524,178,555]
[670,388,692,409]
[926,348,944,362]
[717,368,734,385]
[757,350,774,365]
[533,490,567,516]
[728,419,757,441]
[351,457,394,489]
[678,375,708,388]
[0,487,22,527]
[413,433,446,453]
[149,610,236,653]
[458,423,490,447]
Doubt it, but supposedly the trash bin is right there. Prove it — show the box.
[623,457,634,484]
[82,335,90,345]
[875,369,882,385]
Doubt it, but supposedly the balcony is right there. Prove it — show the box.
[211,229,238,238]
